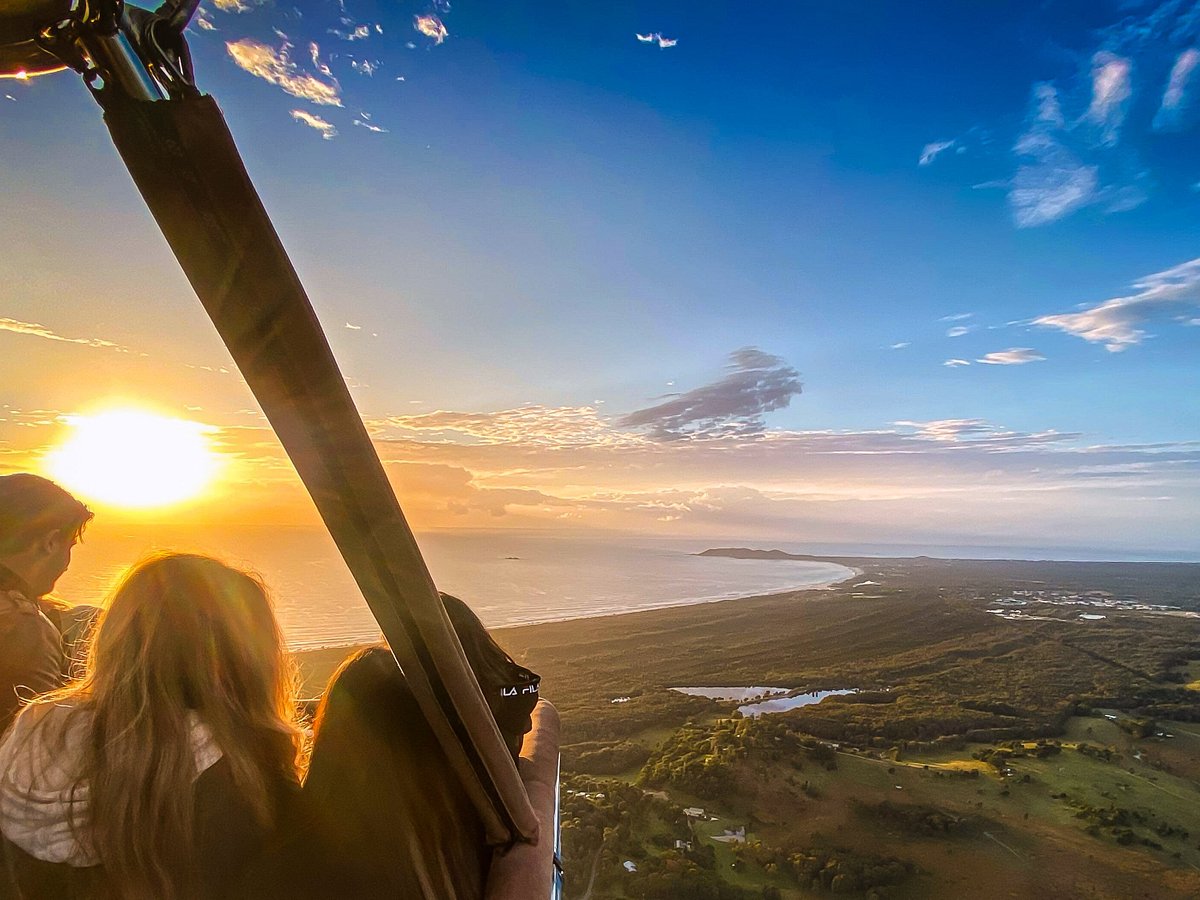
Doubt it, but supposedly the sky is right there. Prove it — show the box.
[1,0,1199,558]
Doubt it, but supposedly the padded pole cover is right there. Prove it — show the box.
[102,93,538,846]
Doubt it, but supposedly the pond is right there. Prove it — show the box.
[737,689,858,717]
[670,686,790,702]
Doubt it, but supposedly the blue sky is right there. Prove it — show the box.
[1,0,1198,555]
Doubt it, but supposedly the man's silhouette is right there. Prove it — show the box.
[0,474,94,733]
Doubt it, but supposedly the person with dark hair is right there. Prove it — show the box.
[440,593,541,761]
[300,593,540,900]
[0,553,303,900]
[0,474,95,734]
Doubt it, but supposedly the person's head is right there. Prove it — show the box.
[440,593,539,759]
[306,647,487,896]
[0,473,93,597]
[49,553,301,899]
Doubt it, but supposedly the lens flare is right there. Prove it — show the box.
[44,409,222,509]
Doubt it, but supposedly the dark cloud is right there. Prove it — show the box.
[619,348,802,441]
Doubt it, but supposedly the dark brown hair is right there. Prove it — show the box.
[0,473,93,555]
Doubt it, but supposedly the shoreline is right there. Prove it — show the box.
[290,563,861,655]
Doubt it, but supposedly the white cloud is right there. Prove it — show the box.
[414,15,448,44]
[976,348,1046,365]
[291,109,337,139]
[939,312,974,322]
[1034,257,1200,351]
[919,140,956,166]
[1154,48,1200,131]
[1009,85,1098,227]
[227,39,342,106]
[890,342,910,350]
[946,325,972,337]
[309,42,333,79]
[895,419,997,441]
[211,0,253,11]
[943,358,971,368]
[350,59,378,76]
[354,118,388,133]
[636,32,677,48]
[331,24,371,41]
[1085,52,1133,146]
[0,318,131,352]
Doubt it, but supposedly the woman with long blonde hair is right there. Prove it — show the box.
[0,552,302,900]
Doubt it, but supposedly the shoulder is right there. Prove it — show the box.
[0,703,87,782]
[0,591,59,645]
[0,589,40,622]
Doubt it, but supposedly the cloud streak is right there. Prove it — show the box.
[1034,257,1200,351]
[1085,52,1133,146]
[636,33,678,48]
[919,140,956,166]
[619,348,802,441]
[976,348,1046,365]
[0,318,130,353]
[226,39,342,106]
[1009,85,1098,227]
[1154,48,1200,130]
[291,109,337,139]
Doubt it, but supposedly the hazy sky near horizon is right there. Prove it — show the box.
[1,0,1199,556]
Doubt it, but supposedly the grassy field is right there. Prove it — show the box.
[295,556,1200,899]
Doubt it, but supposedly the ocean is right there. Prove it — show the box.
[53,527,854,649]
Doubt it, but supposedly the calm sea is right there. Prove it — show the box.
[54,527,854,649]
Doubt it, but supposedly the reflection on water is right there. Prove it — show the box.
[671,687,790,702]
[54,527,854,648]
[737,689,858,717]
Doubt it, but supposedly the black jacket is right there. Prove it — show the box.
[1,758,301,900]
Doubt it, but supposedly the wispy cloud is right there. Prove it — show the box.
[0,318,130,352]
[890,342,910,350]
[635,33,678,48]
[1034,257,1200,351]
[376,405,635,448]
[946,325,973,337]
[211,0,255,11]
[354,118,388,133]
[1009,85,1099,227]
[943,358,971,368]
[227,39,342,106]
[619,348,802,441]
[895,419,998,442]
[1085,52,1133,146]
[414,14,447,44]
[309,42,333,79]
[1154,48,1200,131]
[939,312,974,322]
[331,24,371,41]
[290,109,337,139]
[976,348,1046,365]
[919,140,956,166]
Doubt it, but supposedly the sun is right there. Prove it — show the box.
[43,409,222,509]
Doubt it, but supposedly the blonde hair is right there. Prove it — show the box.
[33,552,301,899]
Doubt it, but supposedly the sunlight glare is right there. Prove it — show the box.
[44,410,221,509]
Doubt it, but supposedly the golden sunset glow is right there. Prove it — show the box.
[43,410,222,509]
